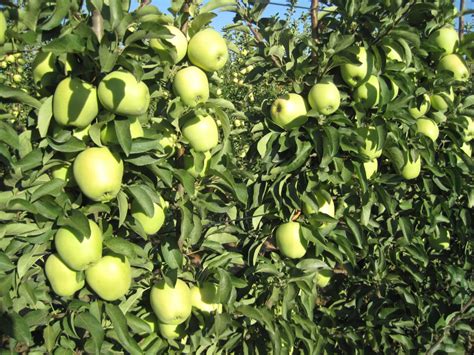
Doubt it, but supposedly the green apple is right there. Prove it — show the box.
[363,159,378,179]
[73,125,91,141]
[408,94,430,119]
[32,52,58,91]
[187,28,228,72]
[150,25,188,64]
[5,54,15,63]
[341,46,369,87]
[461,116,474,142]
[190,282,222,313]
[354,75,380,109]
[45,254,85,297]
[389,79,399,100]
[358,126,383,161]
[275,221,307,259]
[401,154,421,180]
[460,142,471,157]
[53,77,99,129]
[307,81,340,115]
[183,151,212,178]
[270,93,308,130]
[150,279,192,325]
[152,118,178,154]
[73,147,124,202]
[416,118,439,142]
[12,74,22,83]
[131,201,165,235]
[181,115,219,152]
[158,323,185,340]
[430,87,454,112]
[173,66,209,107]
[302,190,335,217]
[429,26,459,55]
[51,163,75,185]
[98,71,150,116]
[384,44,403,63]
[54,219,103,271]
[101,117,144,144]
[0,12,6,45]
[316,269,332,288]
[85,254,132,301]
[437,54,470,81]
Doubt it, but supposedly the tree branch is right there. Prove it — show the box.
[458,0,465,40]
[310,0,318,40]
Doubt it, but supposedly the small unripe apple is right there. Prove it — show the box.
[316,269,332,288]
[275,221,307,259]
[12,74,22,83]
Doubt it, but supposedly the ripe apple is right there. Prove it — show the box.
[173,66,209,107]
[416,118,439,142]
[460,142,472,157]
[270,93,308,130]
[437,54,470,81]
[150,25,188,64]
[461,116,474,142]
[73,147,124,201]
[275,221,307,259]
[363,159,378,179]
[190,282,222,313]
[430,87,454,112]
[45,254,85,297]
[358,126,383,161]
[187,28,228,72]
[55,219,103,271]
[354,75,380,109]
[0,12,6,45]
[400,154,421,180]
[150,279,192,325]
[152,118,178,154]
[307,81,340,115]
[32,52,58,91]
[131,201,165,235]
[181,115,219,152]
[408,94,430,119]
[316,269,332,288]
[98,70,150,116]
[53,77,99,129]
[302,190,335,217]
[101,117,144,144]
[183,151,212,178]
[429,26,459,54]
[341,46,369,87]
[51,163,75,186]
[85,254,132,301]
[158,323,185,340]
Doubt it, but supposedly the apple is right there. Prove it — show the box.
[51,163,75,186]
[85,254,132,301]
[5,54,15,63]
[158,323,185,340]
[150,279,192,325]
[429,26,459,55]
[389,79,399,100]
[460,142,472,157]
[73,147,124,202]
[270,93,308,130]
[461,116,474,142]
[302,190,335,217]
[384,44,403,63]
[430,87,454,112]
[53,77,99,129]
[101,117,144,144]
[401,154,421,180]
[45,254,85,297]
[408,93,430,119]
[0,12,6,44]
[416,118,439,142]
[98,70,150,116]
[363,159,378,179]
[73,125,91,141]
[12,74,21,83]
[173,66,209,107]
[54,219,103,271]
[131,201,165,235]
[316,269,332,288]
[181,115,219,152]
[358,126,383,161]
[275,221,307,259]
[354,75,380,109]
[32,52,58,91]
[150,25,188,64]
[437,54,470,81]
[183,151,212,178]
[190,282,222,313]
[152,118,178,154]
[307,81,340,115]
[187,28,228,72]
[341,46,369,87]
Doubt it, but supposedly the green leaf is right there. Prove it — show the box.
[75,312,104,355]
[127,185,154,217]
[0,312,33,346]
[104,237,138,259]
[105,304,141,355]
[0,84,42,109]
[37,96,53,138]
[115,119,132,156]
[200,0,237,13]
[30,179,66,203]
[41,0,71,31]
[43,34,86,54]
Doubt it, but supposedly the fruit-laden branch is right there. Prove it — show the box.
[459,0,465,40]
[372,0,416,45]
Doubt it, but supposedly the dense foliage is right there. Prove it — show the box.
[0,0,472,353]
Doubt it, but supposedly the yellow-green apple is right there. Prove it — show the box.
[429,26,459,54]
[302,190,335,217]
[358,126,383,160]
[384,44,403,63]
[158,323,185,340]
[12,74,21,83]
[85,254,132,301]
[190,282,222,313]
[73,147,124,201]
[400,154,421,180]
[172,66,209,107]
[389,79,399,100]
[316,269,332,288]
[270,93,308,130]
[150,25,188,64]
[183,151,212,178]
[101,117,144,144]
[416,118,439,142]
[187,28,228,72]
[53,77,99,129]
[275,221,307,259]
[152,118,178,154]
[98,70,150,116]
[0,12,6,44]
[181,115,219,152]
[51,163,75,186]
[354,75,380,109]
[363,159,378,179]
[430,87,454,112]
[150,279,192,325]
[131,201,165,235]
[341,46,369,87]
[461,116,474,142]
[460,142,472,157]
[45,254,85,297]
[54,219,102,271]
[32,52,58,91]
[307,81,340,115]
[437,54,470,81]
[408,93,430,119]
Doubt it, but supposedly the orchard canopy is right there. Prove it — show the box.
[0,0,473,353]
